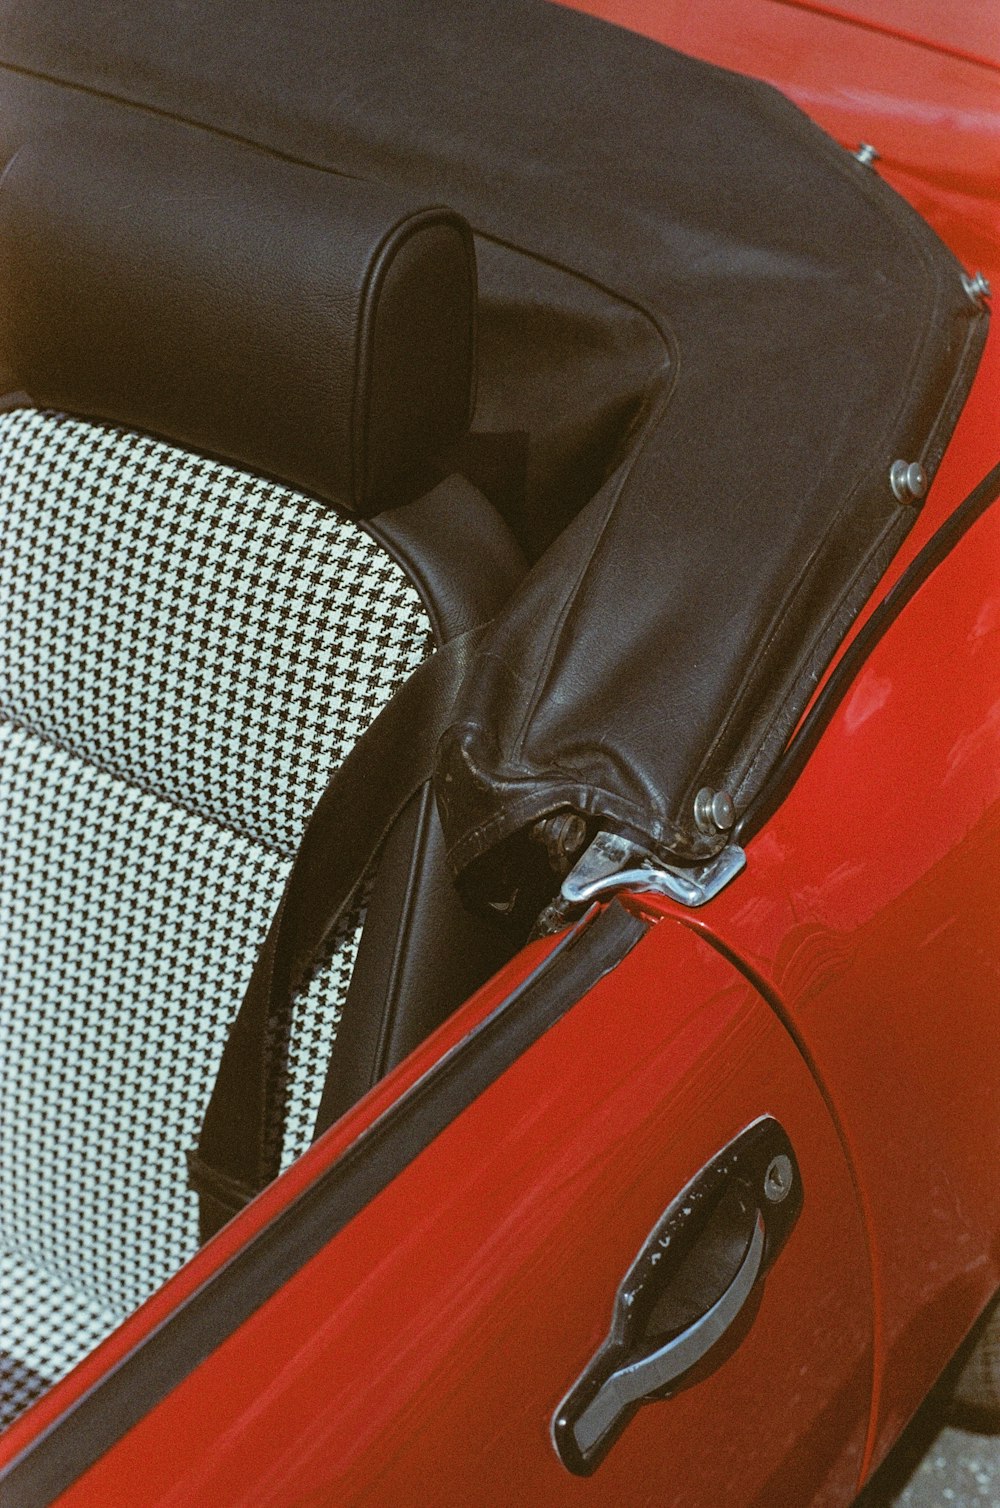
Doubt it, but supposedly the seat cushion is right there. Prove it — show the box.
[0,406,433,1425]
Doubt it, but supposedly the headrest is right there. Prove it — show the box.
[0,121,477,513]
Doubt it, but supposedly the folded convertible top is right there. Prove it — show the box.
[0,0,987,906]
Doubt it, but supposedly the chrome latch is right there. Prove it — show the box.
[534,830,745,935]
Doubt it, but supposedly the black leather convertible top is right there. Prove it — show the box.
[0,0,987,903]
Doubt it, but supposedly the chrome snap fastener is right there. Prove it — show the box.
[694,787,735,835]
[889,459,927,504]
[961,270,992,306]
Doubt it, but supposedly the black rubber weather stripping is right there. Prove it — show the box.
[735,457,1000,847]
[0,901,647,1508]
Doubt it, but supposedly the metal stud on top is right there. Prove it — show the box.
[962,271,992,307]
[694,787,736,835]
[889,459,928,505]
[853,142,879,167]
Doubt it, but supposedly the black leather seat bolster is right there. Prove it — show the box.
[0,118,476,514]
[0,106,523,1133]
[314,476,528,1129]
[371,478,527,644]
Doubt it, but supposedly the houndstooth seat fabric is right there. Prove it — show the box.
[0,407,433,1428]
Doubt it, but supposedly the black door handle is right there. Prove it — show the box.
[552,1117,802,1475]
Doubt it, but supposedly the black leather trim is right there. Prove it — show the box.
[187,474,527,1234]
[327,478,528,1117]
[369,474,527,645]
[0,0,981,891]
[312,780,516,1136]
[0,0,987,904]
[191,625,494,1238]
[0,118,476,513]
[362,221,477,509]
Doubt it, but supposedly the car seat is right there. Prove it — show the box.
[0,119,524,1426]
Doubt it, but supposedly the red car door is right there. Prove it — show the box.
[5,905,873,1508]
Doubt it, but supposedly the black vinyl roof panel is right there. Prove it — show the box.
[0,0,986,897]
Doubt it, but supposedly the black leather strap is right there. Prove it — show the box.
[189,625,485,1241]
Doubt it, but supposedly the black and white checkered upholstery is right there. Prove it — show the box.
[0,408,433,1427]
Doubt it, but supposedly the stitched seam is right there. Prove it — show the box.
[733,309,990,804]
[729,510,904,801]
[507,382,674,760]
[444,765,693,872]
[689,164,949,798]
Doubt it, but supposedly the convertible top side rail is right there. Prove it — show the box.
[534,458,1000,929]
[735,457,1000,847]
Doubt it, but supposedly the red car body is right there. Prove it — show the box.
[1,2,998,1503]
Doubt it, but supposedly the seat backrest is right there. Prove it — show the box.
[0,119,518,1427]
[0,404,431,1313]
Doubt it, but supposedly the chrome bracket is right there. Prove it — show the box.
[562,830,746,908]
[534,830,745,934]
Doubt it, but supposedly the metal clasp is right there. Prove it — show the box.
[535,830,745,934]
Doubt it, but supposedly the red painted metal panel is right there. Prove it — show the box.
[768,0,1000,73]
[559,0,1000,1481]
[673,465,1000,1478]
[625,335,1000,1482]
[0,933,568,1468]
[46,920,870,1507]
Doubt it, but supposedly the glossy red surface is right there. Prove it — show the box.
[41,919,873,1507]
[554,2,1000,1486]
[0,932,567,1467]
[669,447,1000,1478]
[559,0,1000,1485]
[734,0,1000,73]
